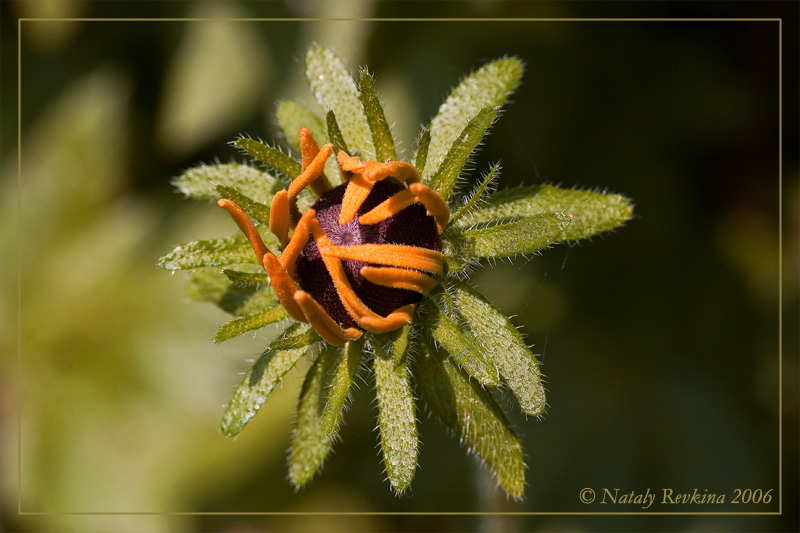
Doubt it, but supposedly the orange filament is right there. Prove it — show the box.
[409,182,450,232]
[294,291,362,345]
[358,189,417,225]
[279,209,315,276]
[360,266,439,295]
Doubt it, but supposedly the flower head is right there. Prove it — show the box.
[160,45,633,498]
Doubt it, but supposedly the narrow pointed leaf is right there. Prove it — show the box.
[326,110,351,156]
[424,57,523,180]
[213,305,289,343]
[186,268,276,316]
[289,345,339,487]
[269,325,322,350]
[220,325,314,437]
[321,337,363,437]
[215,185,271,225]
[448,163,501,228]
[222,268,269,286]
[158,234,258,270]
[452,281,546,416]
[235,137,301,180]
[455,184,634,241]
[428,106,498,200]
[173,163,280,203]
[449,212,572,259]
[358,70,396,161]
[374,329,418,493]
[415,126,431,175]
[415,343,525,499]
[306,45,375,159]
[421,299,499,386]
[276,99,328,152]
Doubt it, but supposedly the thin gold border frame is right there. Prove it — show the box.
[15,16,784,518]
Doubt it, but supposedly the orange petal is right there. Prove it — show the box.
[217,199,269,261]
[325,243,443,275]
[262,253,306,323]
[358,189,417,225]
[409,182,449,232]
[337,151,365,172]
[294,291,362,346]
[299,127,319,170]
[360,266,438,295]
[269,190,290,246]
[358,304,415,333]
[298,129,332,197]
[339,173,374,225]
[279,209,315,276]
[288,143,333,199]
[365,160,419,184]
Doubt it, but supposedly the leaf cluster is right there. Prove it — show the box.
[158,45,633,498]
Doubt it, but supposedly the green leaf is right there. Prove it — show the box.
[455,184,634,242]
[269,325,322,351]
[213,304,289,343]
[173,163,280,203]
[427,106,498,200]
[451,281,546,416]
[374,328,418,493]
[289,345,340,487]
[187,268,276,316]
[415,341,525,499]
[424,57,523,180]
[222,268,269,286]
[326,110,351,156]
[421,298,499,386]
[447,212,572,260]
[415,126,431,175]
[448,162,501,228]
[234,137,301,180]
[321,337,363,437]
[158,234,258,270]
[305,44,374,159]
[215,185,271,226]
[220,325,314,437]
[358,70,396,162]
[276,99,328,152]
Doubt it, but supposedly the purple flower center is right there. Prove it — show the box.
[294,180,440,329]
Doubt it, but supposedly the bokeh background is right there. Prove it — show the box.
[2,1,797,532]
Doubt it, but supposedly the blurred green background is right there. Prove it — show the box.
[2,1,797,532]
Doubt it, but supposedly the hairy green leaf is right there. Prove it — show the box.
[158,234,257,270]
[269,325,322,351]
[213,305,289,343]
[449,212,572,259]
[456,184,634,241]
[306,45,374,159]
[424,57,523,180]
[234,137,301,180]
[415,342,525,499]
[186,268,276,316]
[173,163,280,203]
[220,325,315,437]
[415,126,431,175]
[289,345,339,487]
[452,281,546,416]
[421,298,499,386]
[448,162,501,228]
[358,70,396,162]
[374,328,418,493]
[276,99,328,152]
[222,268,268,286]
[215,185,270,226]
[321,337,363,437]
[428,106,498,200]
